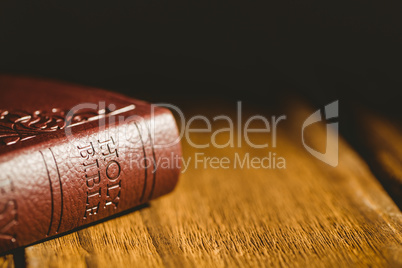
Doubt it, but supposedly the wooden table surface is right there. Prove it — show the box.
[1,98,401,267]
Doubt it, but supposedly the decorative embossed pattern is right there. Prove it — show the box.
[0,106,134,146]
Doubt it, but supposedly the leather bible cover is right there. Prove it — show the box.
[0,75,181,253]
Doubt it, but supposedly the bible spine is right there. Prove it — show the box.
[0,102,181,253]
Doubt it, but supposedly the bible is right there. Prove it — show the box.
[0,75,182,253]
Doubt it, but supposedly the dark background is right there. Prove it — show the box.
[0,0,401,115]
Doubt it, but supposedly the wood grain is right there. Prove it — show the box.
[6,99,402,267]
[351,109,402,209]
[0,255,13,268]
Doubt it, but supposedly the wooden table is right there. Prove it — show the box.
[1,97,401,267]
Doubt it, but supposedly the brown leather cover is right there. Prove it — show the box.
[0,75,181,253]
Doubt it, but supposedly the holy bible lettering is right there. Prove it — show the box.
[0,75,181,253]
[78,136,122,219]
